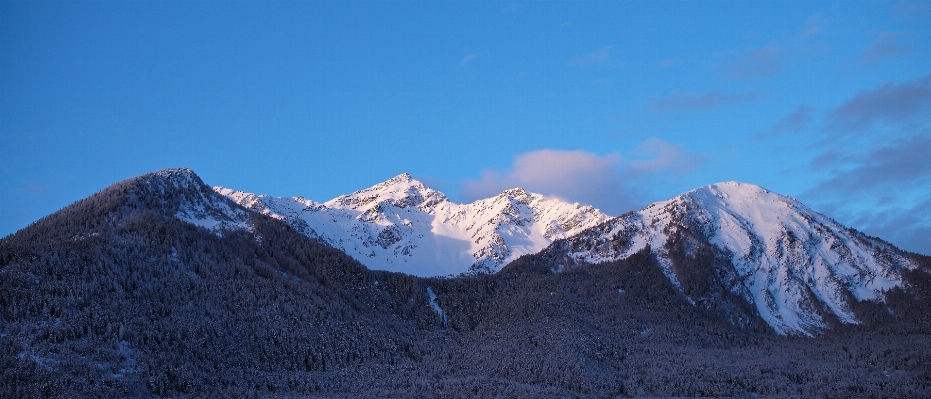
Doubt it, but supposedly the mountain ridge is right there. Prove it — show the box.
[214,174,920,335]
[215,173,609,276]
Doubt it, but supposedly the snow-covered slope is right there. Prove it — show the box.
[540,182,917,335]
[216,173,608,276]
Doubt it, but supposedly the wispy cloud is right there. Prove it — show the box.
[801,133,931,254]
[568,45,614,66]
[798,12,828,39]
[460,140,699,215]
[844,196,931,256]
[775,105,816,134]
[858,32,918,66]
[805,133,931,196]
[827,73,931,132]
[796,75,931,254]
[651,90,763,113]
[758,105,816,140]
[757,75,931,141]
[656,58,685,69]
[458,53,481,67]
[725,42,791,79]
[893,1,929,19]
[723,13,827,80]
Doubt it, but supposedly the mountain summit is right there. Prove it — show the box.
[216,174,609,276]
[536,181,918,335]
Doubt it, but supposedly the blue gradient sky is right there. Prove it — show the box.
[2,1,929,254]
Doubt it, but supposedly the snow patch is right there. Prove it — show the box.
[426,286,448,327]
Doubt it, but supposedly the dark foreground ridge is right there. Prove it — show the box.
[2,169,930,398]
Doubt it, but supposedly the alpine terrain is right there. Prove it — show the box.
[215,173,608,276]
[2,168,930,398]
[534,182,919,335]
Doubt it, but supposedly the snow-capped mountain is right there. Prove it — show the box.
[537,182,918,335]
[215,173,608,276]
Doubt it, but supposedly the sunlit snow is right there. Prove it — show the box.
[558,181,916,335]
[216,173,608,277]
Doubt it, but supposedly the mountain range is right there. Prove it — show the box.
[215,173,608,276]
[2,168,929,398]
[214,173,918,336]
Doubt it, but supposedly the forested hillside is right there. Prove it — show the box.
[2,169,930,398]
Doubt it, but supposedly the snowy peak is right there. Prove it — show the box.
[543,181,917,335]
[496,188,531,204]
[216,175,609,277]
[327,173,449,210]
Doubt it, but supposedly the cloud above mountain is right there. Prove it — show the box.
[827,73,931,132]
[794,74,931,255]
[461,139,698,215]
[803,133,931,255]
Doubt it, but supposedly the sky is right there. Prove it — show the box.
[1,1,929,254]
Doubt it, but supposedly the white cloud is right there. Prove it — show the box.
[458,53,480,67]
[568,45,614,66]
[460,139,699,215]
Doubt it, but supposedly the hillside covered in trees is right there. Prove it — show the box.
[2,169,930,398]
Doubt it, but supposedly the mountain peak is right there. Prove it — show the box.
[392,172,414,181]
[368,172,427,192]
[671,181,794,212]
[692,181,771,197]
[151,166,197,176]
[497,187,531,203]
[137,167,202,189]
[543,182,917,335]
[329,173,447,210]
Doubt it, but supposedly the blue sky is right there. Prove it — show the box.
[2,1,929,254]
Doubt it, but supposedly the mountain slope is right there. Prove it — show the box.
[537,181,918,335]
[216,173,608,276]
[0,168,443,397]
[3,169,931,397]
